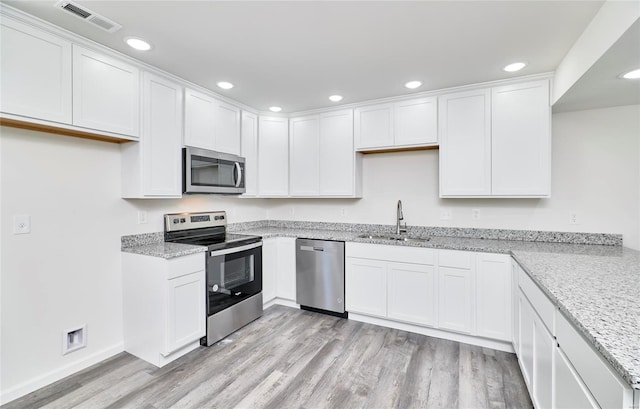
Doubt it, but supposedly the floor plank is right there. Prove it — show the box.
[3,305,532,409]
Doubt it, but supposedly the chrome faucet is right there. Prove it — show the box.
[396,200,407,235]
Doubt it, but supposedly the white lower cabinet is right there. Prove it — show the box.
[262,238,278,303]
[345,258,387,317]
[122,252,205,367]
[438,266,473,334]
[533,317,554,409]
[262,237,297,304]
[387,263,436,327]
[476,253,512,341]
[554,346,599,409]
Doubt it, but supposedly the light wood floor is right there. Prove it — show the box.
[4,305,532,409]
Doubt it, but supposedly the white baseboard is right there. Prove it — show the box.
[264,298,299,310]
[0,342,124,405]
[348,313,515,353]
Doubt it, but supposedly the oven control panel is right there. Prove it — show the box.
[164,211,226,232]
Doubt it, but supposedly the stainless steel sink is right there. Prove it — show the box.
[357,234,430,243]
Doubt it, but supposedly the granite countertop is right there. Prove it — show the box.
[122,240,207,259]
[120,224,638,389]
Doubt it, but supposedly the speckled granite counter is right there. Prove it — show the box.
[121,223,638,389]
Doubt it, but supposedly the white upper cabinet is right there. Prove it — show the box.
[394,97,438,146]
[213,99,241,155]
[354,103,394,149]
[289,115,320,196]
[0,17,72,124]
[439,79,551,198]
[258,116,289,196]
[72,45,140,137]
[492,80,550,196]
[121,72,183,198]
[240,111,259,196]
[184,88,216,150]
[438,88,492,196]
[355,97,437,150]
[184,88,241,154]
[319,109,358,196]
[287,109,360,198]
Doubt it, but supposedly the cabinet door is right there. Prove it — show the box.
[319,109,355,196]
[241,111,259,196]
[184,88,215,150]
[164,271,205,355]
[387,262,436,327]
[511,261,520,352]
[491,80,551,196]
[258,116,289,196]
[289,115,320,196]
[533,317,554,409]
[276,238,297,301]
[554,347,599,409]
[214,99,241,155]
[492,80,550,196]
[72,45,139,136]
[0,18,72,124]
[394,97,437,146]
[438,89,491,196]
[141,72,183,196]
[261,238,277,303]
[519,292,535,390]
[476,253,511,341]
[438,266,473,333]
[345,258,387,317]
[354,103,393,149]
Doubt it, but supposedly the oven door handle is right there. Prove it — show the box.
[210,241,262,257]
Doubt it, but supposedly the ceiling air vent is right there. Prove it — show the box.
[55,1,122,33]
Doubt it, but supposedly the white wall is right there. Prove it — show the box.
[0,127,269,403]
[268,104,640,249]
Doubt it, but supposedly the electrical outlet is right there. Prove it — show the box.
[569,212,579,225]
[13,215,31,234]
[137,211,148,224]
[340,207,347,217]
[472,209,480,221]
[440,209,452,220]
[289,206,295,216]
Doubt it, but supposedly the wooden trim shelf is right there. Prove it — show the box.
[357,145,439,154]
[0,117,138,144]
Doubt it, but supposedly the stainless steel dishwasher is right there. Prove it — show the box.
[296,238,346,317]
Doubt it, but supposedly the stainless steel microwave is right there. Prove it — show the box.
[183,147,246,194]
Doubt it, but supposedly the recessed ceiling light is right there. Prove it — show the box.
[217,81,234,90]
[269,106,282,112]
[503,62,527,72]
[329,95,343,102]
[125,37,152,51]
[405,81,422,89]
[620,69,640,79]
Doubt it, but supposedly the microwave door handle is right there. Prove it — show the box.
[234,162,242,188]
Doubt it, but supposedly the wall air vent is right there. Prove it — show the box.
[55,1,122,33]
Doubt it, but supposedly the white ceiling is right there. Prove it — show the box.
[4,1,605,113]
[553,18,640,113]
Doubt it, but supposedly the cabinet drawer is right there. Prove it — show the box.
[347,242,434,265]
[556,313,632,409]
[518,267,554,333]
[438,249,473,269]
[167,253,205,279]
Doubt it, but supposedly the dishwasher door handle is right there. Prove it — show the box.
[300,245,324,252]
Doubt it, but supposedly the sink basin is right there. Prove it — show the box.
[357,234,430,243]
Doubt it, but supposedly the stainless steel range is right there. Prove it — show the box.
[164,211,263,346]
